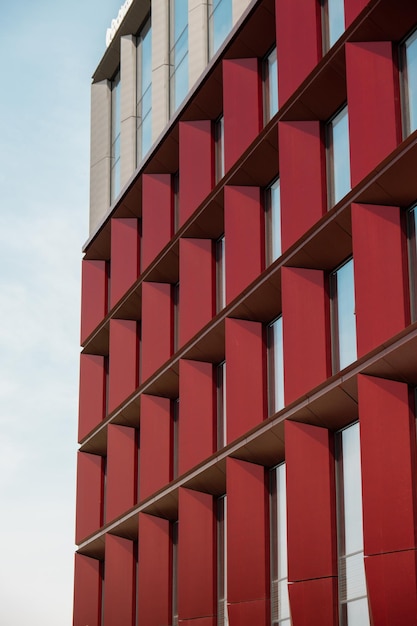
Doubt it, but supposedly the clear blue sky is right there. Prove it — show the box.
[0,1,122,623]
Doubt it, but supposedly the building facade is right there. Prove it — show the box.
[74,0,417,624]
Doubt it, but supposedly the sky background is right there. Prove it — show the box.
[0,1,123,623]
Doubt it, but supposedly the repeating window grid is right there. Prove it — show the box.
[170,0,189,114]
[330,258,357,372]
[268,316,285,415]
[217,495,229,626]
[263,47,278,124]
[270,464,291,626]
[321,0,345,52]
[265,178,281,265]
[407,205,417,321]
[326,105,351,208]
[401,28,417,138]
[136,19,152,165]
[216,235,226,312]
[335,422,370,626]
[208,0,232,59]
[110,71,121,203]
[217,361,226,450]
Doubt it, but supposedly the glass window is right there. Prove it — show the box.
[215,115,225,182]
[336,423,370,626]
[110,70,121,203]
[270,464,291,626]
[408,205,417,320]
[322,0,345,51]
[216,235,226,311]
[217,361,226,449]
[264,47,278,123]
[327,105,351,207]
[217,495,229,626]
[265,178,281,264]
[172,398,179,479]
[268,316,284,414]
[172,520,179,626]
[170,0,189,114]
[331,258,357,371]
[401,29,417,137]
[209,0,233,58]
[137,18,152,164]
[173,282,180,353]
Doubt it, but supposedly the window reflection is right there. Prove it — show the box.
[209,0,232,58]
[137,18,152,164]
[322,0,345,50]
[268,316,284,414]
[327,105,351,207]
[270,464,291,626]
[402,29,417,137]
[170,0,189,114]
[266,178,281,264]
[407,205,417,320]
[111,71,121,203]
[264,47,278,123]
[331,258,357,371]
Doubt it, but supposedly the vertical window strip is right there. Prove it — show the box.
[215,115,225,182]
[268,316,284,415]
[327,105,351,208]
[270,464,291,626]
[265,178,281,264]
[336,423,370,626]
[172,520,179,626]
[402,29,417,137]
[111,71,121,203]
[407,205,417,321]
[136,18,152,164]
[322,0,345,51]
[217,495,229,626]
[172,398,179,479]
[264,47,278,123]
[216,234,226,311]
[331,258,357,372]
[217,361,226,449]
[208,0,233,58]
[170,0,189,114]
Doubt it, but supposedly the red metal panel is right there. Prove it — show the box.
[103,535,135,626]
[78,353,106,442]
[179,238,215,347]
[105,424,137,523]
[179,359,215,475]
[346,42,400,186]
[73,553,101,626]
[365,550,417,626]
[141,282,173,382]
[225,318,266,443]
[80,259,107,344]
[179,120,214,227]
[142,173,173,270]
[279,121,326,252]
[137,513,171,626]
[108,319,138,413]
[358,375,417,554]
[275,0,322,105]
[75,451,103,544]
[110,218,140,308]
[282,267,331,404]
[285,421,337,582]
[227,599,268,626]
[288,578,339,626]
[178,488,216,620]
[139,394,172,500]
[224,186,264,304]
[352,203,409,357]
[223,58,262,171]
[226,458,269,604]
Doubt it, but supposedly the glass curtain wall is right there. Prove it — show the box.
[136,19,152,164]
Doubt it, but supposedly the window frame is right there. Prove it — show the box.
[330,257,357,373]
[265,177,281,265]
[270,463,291,626]
[400,28,417,138]
[110,69,121,203]
[136,17,152,165]
[268,315,285,415]
[326,104,351,209]
[321,0,345,53]
[216,360,226,449]
[263,46,278,124]
[169,0,189,115]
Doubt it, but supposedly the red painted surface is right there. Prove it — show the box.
[137,513,171,626]
[179,359,215,474]
[352,203,409,357]
[108,319,138,413]
[179,120,214,227]
[282,267,331,404]
[141,282,173,382]
[224,186,264,304]
[223,58,262,171]
[178,488,216,620]
[105,424,137,523]
[345,0,371,28]
[279,121,326,251]
[226,458,268,604]
[142,173,173,270]
[110,218,140,308]
[103,535,135,626]
[288,577,339,626]
[179,238,215,347]
[365,550,417,626]
[73,553,101,626]
[346,42,400,186]
[358,375,417,554]
[227,599,268,626]
[139,394,172,500]
[285,421,337,582]
[75,451,103,543]
[78,353,106,442]
[225,318,266,443]
[80,259,107,343]
[275,0,322,105]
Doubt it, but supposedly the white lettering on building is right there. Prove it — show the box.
[106,0,134,48]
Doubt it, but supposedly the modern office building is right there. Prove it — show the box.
[73,0,417,624]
